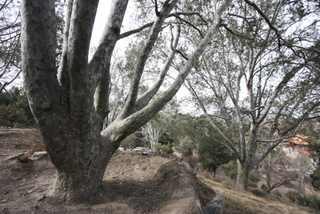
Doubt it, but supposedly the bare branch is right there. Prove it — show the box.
[244,0,282,48]
[155,0,160,16]
[172,14,205,38]
[104,0,232,142]
[117,0,178,120]
[134,25,180,111]
[119,22,154,39]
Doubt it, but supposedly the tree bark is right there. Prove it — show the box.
[20,0,231,202]
[46,132,119,201]
[235,160,250,190]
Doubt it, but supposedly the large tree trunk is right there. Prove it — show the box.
[235,160,250,191]
[41,123,120,201]
[21,0,231,202]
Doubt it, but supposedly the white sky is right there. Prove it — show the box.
[91,0,111,48]
[91,0,134,49]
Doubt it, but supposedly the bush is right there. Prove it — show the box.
[198,126,234,173]
[220,160,237,181]
[248,182,258,188]
[272,191,282,198]
[261,183,267,191]
[154,143,173,154]
[249,188,267,198]
[286,191,320,211]
[286,191,300,202]
[305,195,320,211]
[0,87,35,126]
[249,172,261,183]
[311,165,320,191]
[121,132,148,150]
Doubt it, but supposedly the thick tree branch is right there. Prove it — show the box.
[103,0,232,142]
[21,0,60,116]
[89,0,129,129]
[134,25,180,111]
[257,64,305,125]
[117,0,178,120]
[57,0,73,90]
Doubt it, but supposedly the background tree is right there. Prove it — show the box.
[142,115,167,151]
[0,0,65,92]
[187,0,320,190]
[166,113,203,155]
[21,0,231,201]
[0,0,21,91]
[260,149,294,193]
[198,124,235,176]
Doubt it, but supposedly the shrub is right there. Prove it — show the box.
[261,183,267,191]
[286,191,300,202]
[248,182,258,188]
[249,188,267,198]
[154,143,173,154]
[311,165,320,191]
[249,172,261,183]
[272,191,282,198]
[305,195,320,211]
[286,191,320,211]
[198,127,234,173]
[220,160,237,181]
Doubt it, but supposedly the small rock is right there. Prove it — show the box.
[202,189,225,214]
[31,151,48,160]
[3,153,23,161]
[132,147,159,155]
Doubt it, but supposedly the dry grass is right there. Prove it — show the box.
[197,175,318,214]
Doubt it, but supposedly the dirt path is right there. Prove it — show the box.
[0,129,214,214]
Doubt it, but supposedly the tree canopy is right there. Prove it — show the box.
[186,0,320,190]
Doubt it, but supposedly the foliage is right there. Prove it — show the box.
[153,143,173,154]
[198,125,234,173]
[121,131,147,150]
[249,172,261,184]
[311,165,320,191]
[287,191,320,212]
[219,160,238,181]
[166,114,207,155]
[0,87,34,126]
[186,0,320,190]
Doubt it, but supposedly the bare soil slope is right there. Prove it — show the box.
[0,129,215,214]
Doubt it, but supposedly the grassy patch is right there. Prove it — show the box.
[197,175,317,214]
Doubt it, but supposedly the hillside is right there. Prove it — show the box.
[0,129,318,213]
